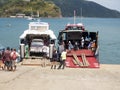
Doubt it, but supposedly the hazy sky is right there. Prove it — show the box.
[87,0,120,11]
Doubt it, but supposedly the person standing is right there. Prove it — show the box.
[57,49,67,69]
[1,48,5,63]
[11,48,19,67]
[74,42,79,50]
[51,50,58,69]
[58,42,64,62]
[4,47,12,70]
[25,44,29,59]
[81,37,84,49]
[91,40,96,52]
[68,41,73,50]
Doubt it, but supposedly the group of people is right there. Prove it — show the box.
[50,37,96,70]
[68,37,96,51]
[50,43,67,70]
[51,38,96,70]
[0,47,20,70]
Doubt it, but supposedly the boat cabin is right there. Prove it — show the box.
[65,23,85,30]
[57,23,99,68]
[29,22,49,31]
[20,21,56,45]
[58,24,98,50]
[19,21,56,58]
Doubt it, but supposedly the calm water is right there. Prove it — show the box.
[0,17,120,64]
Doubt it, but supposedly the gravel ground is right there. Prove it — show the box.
[0,64,120,90]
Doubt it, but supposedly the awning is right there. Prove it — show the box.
[19,29,56,40]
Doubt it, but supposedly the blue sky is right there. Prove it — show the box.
[87,0,120,11]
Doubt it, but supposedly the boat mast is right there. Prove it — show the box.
[31,7,33,17]
[37,11,39,18]
[80,8,82,23]
[74,10,76,24]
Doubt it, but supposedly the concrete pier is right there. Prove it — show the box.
[0,64,120,90]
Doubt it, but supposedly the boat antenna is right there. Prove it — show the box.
[80,8,82,23]
[74,10,76,24]
[37,19,41,22]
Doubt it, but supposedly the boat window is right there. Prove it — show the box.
[89,32,97,41]
[58,32,63,40]
[31,26,36,30]
[37,26,47,31]
[82,32,89,38]
[31,26,48,31]
[67,26,83,30]
[20,39,25,44]
[62,33,66,40]
[73,26,77,30]
[67,32,82,40]
[31,42,44,46]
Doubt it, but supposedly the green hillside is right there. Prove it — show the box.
[0,0,120,18]
[0,0,61,17]
[46,0,120,18]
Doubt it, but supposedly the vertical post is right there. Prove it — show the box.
[20,44,25,61]
[49,44,54,59]
[74,10,76,24]
[80,8,82,23]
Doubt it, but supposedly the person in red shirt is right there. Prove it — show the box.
[4,47,12,69]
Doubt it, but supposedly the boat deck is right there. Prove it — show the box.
[21,57,51,67]
[21,49,99,68]
[66,49,100,68]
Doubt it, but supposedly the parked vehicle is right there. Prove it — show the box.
[30,39,49,57]
[19,20,56,58]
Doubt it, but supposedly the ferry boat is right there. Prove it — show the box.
[19,20,56,58]
[27,16,36,20]
[58,22,99,68]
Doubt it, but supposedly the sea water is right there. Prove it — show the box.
[0,17,120,64]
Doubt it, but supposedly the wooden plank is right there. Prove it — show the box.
[73,54,83,66]
[81,53,89,66]
[72,59,78,65]
[21,58,51,67]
